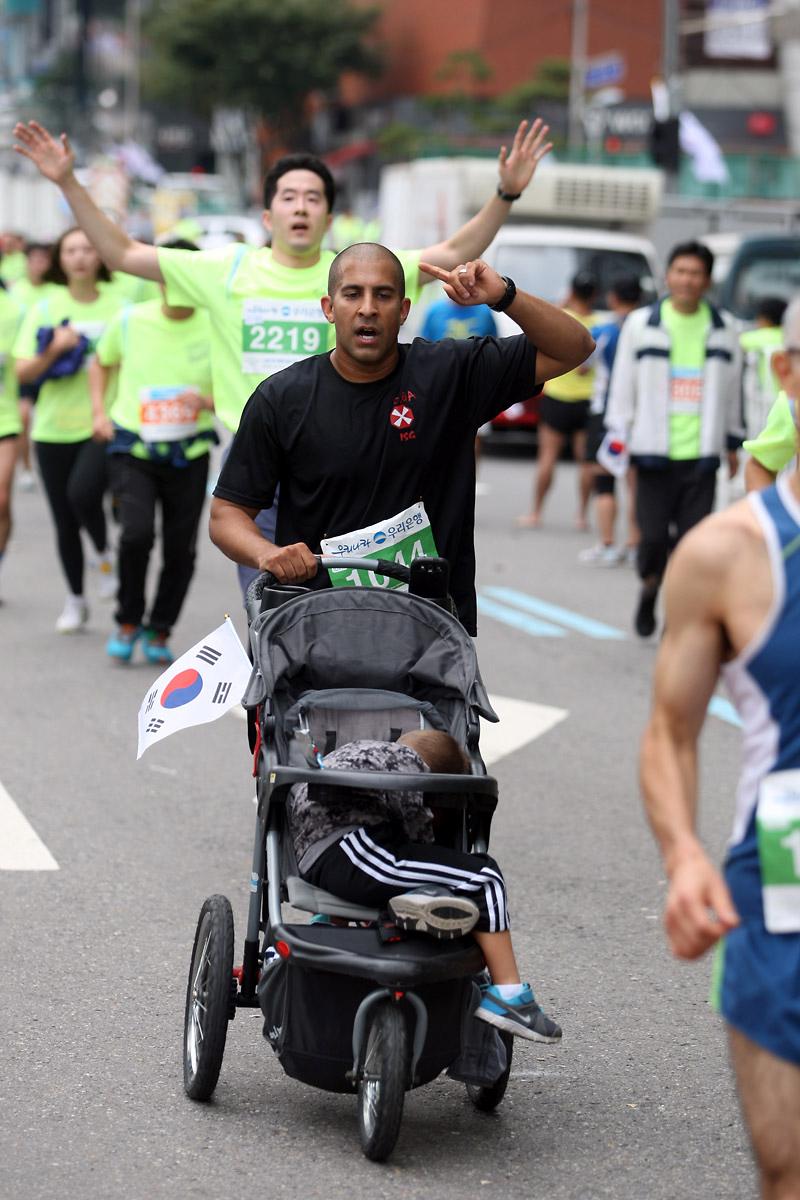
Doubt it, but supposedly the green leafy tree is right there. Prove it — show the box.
[142,0,381,128]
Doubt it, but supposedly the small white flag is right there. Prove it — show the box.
[137,617,252,759]
[596,428,630,478]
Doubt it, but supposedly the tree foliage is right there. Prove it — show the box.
[142,0,381,122]
[498,58,571,108]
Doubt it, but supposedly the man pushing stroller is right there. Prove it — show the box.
[210,243,593,1044]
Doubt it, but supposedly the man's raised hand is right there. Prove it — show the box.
[13,121,75,185]
[419,259,506,309]
[498,118,553,197]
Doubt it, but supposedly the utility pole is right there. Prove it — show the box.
[662,0,680,115]
[568,0,589,155]
[124,0,142,143]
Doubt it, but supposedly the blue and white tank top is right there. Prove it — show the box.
[722,476,800,863]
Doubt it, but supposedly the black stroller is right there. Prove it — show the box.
[182,556,513,1161]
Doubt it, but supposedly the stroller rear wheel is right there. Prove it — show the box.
[357,1000,409,1162]
[183,895,235,1101]
[466,1030,514,1112]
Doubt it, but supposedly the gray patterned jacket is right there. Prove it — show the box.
[287,739,434,872]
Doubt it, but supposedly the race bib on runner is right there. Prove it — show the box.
[756,770,800,932]
[320,501,439,591]
[139,386,199,442]
[241,298,328,376]
[669,367,703,415]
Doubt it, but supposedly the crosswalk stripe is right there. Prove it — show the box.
[484,586,626,640]
[0,780,58,871]
[481,694,568,766]
[477,596,566,638]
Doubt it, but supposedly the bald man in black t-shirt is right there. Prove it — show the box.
[210,243,594,633]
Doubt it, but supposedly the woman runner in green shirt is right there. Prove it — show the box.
[13,227,125,632]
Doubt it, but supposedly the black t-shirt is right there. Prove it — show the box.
[214,334,538,633]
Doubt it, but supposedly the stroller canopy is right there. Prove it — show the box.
[244,589,497,745]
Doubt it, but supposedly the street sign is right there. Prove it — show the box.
[585,54,625,89]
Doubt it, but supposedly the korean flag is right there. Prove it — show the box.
[137,617,252,759]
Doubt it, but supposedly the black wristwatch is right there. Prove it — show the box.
[497,184,522,202]
[490,275,517,313]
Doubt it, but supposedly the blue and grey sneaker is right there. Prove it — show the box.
[388,885,480,939]
[475,983,562,1043]
[106,624,142,662]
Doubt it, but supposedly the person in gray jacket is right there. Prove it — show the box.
[605,240,742,637]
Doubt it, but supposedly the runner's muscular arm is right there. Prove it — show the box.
[13,122,163,282]
[419,259,594,380]
[640,525,740,960]
[209,497,318,583]
[415,119,552,287]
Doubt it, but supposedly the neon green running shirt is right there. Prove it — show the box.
[0,290,23,438]
[96,300,214,459]
[661,299,711,461]
[13,286,125,443]
[158,243,422,432]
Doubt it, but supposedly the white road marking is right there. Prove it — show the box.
[0,780,58,871]
[481,694,568,767]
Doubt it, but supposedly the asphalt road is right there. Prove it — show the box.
[0,451,754,1199]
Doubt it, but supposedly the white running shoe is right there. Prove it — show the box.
[17,468,36,492]
[55,595,89,633]
[577,543,622,567]
[95,557,118,601]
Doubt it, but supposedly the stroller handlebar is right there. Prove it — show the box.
[245,555,453,625]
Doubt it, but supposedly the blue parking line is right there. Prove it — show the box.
[708,695,742,727]
[476,596,566,638]
[483,587,626,640]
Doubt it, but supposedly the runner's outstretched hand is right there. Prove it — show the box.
[13,120,75,185]
[498,118,553,196]
[419,259,506,308]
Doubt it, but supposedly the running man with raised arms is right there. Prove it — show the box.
[640,296,800,1198]
[15,117,551,591]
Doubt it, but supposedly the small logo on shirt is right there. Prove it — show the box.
[390,404,414,429]
[390,391,416,441]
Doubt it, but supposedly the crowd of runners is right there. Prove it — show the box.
[3,112,800,1194]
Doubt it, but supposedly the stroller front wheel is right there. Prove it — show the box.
[357,1000,409,1162]
[183,895,235,1101]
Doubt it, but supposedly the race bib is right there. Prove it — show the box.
[320,501,439,591]
[72,320,107,361]
[241,298,328,376]
[139,386,199,442]
[669,367,703,415]
[756,770,800,932]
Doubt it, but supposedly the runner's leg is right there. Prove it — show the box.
[35,440,85,594]
[110,454,157,629]
[0,435,18,555]
[148,456,209,635]
[729,1026,800,1199]
[67,438,108,555]
[525,421,563,526]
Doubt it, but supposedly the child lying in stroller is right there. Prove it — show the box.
[288,730,561,1044]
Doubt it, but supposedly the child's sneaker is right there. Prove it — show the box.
[475,983,562,1043]
[55,595,88,633]
[388,885,479,939]
[106,624,142,663]
[142,630,174,665]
